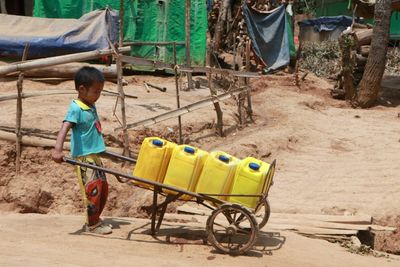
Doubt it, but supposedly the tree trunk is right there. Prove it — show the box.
[213,0,232,51]
[355,0,392,108]
[339,33,358,101]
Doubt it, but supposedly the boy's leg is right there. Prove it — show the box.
[75,154,109,229]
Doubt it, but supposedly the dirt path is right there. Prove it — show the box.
[1,72,400,264]
[0,213,398,267]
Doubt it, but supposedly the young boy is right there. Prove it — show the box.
[52,66,112,235]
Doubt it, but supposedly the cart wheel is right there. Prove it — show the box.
[206,204,259,255]
[257,197,271,230]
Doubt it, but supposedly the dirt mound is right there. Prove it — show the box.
[0,141,165,219]
[373,216,400,255]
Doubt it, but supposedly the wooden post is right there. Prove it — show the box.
[237,46,246,126]
[173,42,183,144]
[118,0,130,156]
[16,44,30,173]
[185,0,193,90]
[206,35,224,137]
[245,39,253,122]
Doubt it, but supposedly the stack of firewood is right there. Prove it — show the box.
[332,24,373,100]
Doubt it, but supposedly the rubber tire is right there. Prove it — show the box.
[206,203,259,255]
[257,198,271,230]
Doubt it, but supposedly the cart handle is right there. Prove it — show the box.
[63,157,224,205]
[102,150,137,163]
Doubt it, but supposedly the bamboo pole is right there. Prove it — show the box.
[0,47,131,77]
[16,44,29,173]
[0,130,123,154]
[177,66,259,78]
[185,0,193,90]
[0,90,136,102]
[115,86,247,131]
[173,42,183,144]
[5,63,117,79]
[117,0,130,156]
[124,41,185,46]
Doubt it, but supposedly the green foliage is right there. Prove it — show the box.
[293,0,317,15]
[386,47,400,75]
[299,41,341,77]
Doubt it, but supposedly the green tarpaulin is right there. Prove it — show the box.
[33,0,207,66]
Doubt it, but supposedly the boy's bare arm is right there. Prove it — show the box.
[52,121,74,163]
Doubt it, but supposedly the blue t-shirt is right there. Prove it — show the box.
[64,99,106,157]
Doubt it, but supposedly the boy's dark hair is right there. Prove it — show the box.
[74,66,105,90]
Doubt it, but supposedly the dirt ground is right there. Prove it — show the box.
[1,71,400,265]
[0,213,399,267]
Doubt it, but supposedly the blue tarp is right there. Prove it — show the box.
[0,9,118,58]
[298,16,353,32]
[243,4,292,73]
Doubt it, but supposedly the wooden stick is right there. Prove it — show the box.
[16,44,30,173]
[245,39,254,122]
[237,46,246,126]
[173,42,183,144]
[115,86,247,131]
[117,0,130,156]
[185,0,193,90]
[206,44,224,137]
[0,125,59,140]
[143,82,150,93]
[0,47,131,76]
[0,90,136,102]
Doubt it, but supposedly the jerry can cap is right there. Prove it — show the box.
[152,139,164,147]
[249,162,260,171]
[218,155,230,163]
[184,146,195,154]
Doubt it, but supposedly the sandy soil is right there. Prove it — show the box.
[1,72,400,264]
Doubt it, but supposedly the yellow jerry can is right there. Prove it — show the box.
[195,151,239,201]
[227,157,271,209]
[163,145,209,199]
[132,137,176,188]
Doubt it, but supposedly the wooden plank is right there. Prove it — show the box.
[178,204,372,225]
[300,234,351,241]
[369,225,397,232]
[293,227,358,236]
[268,219,370,231]
[170,210,372,231]
[268,213,372,225]
[163,213,362,236]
